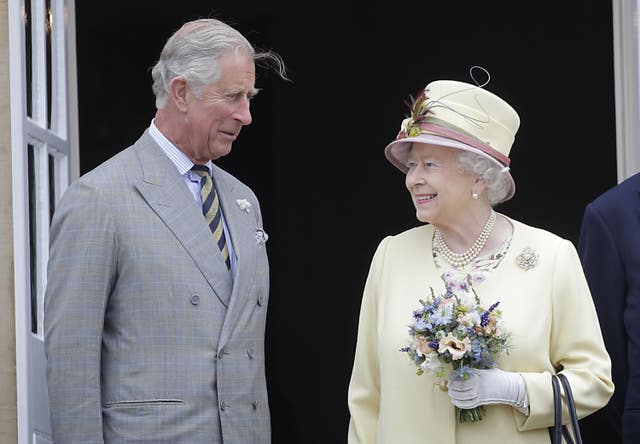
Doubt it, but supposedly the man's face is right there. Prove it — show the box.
[183,48,257,163]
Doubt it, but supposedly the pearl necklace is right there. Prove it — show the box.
[433,209,497,268]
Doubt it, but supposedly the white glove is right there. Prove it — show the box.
[447,368,529,415]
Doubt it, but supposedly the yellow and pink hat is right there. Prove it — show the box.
[384,79,521,202]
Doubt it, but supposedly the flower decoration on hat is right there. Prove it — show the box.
[399,88,433,139]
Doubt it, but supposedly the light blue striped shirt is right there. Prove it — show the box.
[148,120,237,277]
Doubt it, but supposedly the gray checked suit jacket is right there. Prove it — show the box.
[44,131,271,443]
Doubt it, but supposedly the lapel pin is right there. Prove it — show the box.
[236,199,252,213]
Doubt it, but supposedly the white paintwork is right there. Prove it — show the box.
[612,0,640,181]
[10,0,77,442]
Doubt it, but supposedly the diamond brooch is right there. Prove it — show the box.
[516,247,538,271]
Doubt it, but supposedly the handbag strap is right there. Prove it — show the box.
[551,375,563,443]
[558,374,583,444]
[563,424,576,444]
[549,374,583,444]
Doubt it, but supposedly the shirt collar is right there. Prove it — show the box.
[148,119,212,175]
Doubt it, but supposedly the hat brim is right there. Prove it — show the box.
[384,133,515,203]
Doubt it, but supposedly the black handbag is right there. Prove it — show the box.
[549,373,583,444]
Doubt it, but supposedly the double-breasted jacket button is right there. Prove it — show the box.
[217,348,226,359]
[190,294,200,305]
[220,401,228,411]
[247,348,255,359]
[257,296,264,306]
[252,400,260,410]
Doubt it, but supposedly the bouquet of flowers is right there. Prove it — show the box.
[400,281,510,423]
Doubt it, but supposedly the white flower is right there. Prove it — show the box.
[457,311,481,327]
[236,199,252,212]
[420,352,444,375]
[412,335,433,357]
[457,291,477,308]
[438,333,471,360]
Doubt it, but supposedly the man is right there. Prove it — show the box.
[44,19,285,443]
[578,171,640,444]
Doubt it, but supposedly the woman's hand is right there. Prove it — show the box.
[447,368,529,414]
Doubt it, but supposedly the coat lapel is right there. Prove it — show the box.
[212,164,258,346]
[132,133,233,307]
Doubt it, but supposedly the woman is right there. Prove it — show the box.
[347,78,613,443]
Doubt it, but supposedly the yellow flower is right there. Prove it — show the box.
[407,125,421,137]
[438,333,471,360]
[400,117,422,138]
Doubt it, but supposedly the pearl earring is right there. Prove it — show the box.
[472,191,479,200]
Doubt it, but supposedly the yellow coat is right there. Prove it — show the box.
[348,217,613,443]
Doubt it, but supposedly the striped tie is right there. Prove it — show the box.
[192,165,231,270]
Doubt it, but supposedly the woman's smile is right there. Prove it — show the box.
[414,193,437,204]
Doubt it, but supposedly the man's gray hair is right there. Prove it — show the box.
[457,151,512,205]
[151,18,287,109]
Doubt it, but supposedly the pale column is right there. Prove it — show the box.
[612,0,640,180]
[0,0,18,442]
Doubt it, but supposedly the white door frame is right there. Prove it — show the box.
[9,0,78,442]
[612,0,640,181]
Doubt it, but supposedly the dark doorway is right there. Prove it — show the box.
[76,2,616,443]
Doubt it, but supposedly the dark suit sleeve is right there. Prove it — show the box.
[578,202,629,441]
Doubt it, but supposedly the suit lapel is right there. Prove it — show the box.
[212,165,258,346]
[133,133,233,307]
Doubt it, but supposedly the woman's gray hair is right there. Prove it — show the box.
[457,151,512,205]
[151,18,287,109]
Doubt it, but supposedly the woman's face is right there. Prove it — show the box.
[404,143,477,226]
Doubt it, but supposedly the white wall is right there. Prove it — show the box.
[0,0,18,441]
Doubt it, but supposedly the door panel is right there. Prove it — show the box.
[9,1,77,442]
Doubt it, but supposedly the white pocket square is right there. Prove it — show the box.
[255,228,268,245]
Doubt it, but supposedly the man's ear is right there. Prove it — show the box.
[168,76,189,112]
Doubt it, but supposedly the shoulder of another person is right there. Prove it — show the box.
[590,172,640,208]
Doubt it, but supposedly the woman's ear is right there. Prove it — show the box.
[473,177,488,195]
[168,76,189,112]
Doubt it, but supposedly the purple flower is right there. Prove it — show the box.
[469,337,489,365]
[480,301,500,327]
